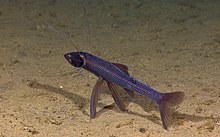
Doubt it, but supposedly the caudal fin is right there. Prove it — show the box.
[158,91,184,130]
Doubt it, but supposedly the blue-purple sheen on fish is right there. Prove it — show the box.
[64,51,184,130]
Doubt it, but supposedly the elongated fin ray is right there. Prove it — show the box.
[90,77,105,118]
[106,81,126,111]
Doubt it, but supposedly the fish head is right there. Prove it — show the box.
[64,52,85,68]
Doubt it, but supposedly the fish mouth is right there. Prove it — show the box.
[64,54,72,64]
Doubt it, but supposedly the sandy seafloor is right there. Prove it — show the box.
[0,0,220,136]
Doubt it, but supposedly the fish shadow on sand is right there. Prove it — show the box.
[28,81,216,128]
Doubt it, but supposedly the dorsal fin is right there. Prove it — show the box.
[112,63,135,99]
[112,63,129,75]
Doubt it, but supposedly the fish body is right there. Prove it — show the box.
[64,51,184,129]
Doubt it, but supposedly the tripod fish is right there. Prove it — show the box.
[64,51,184,129]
